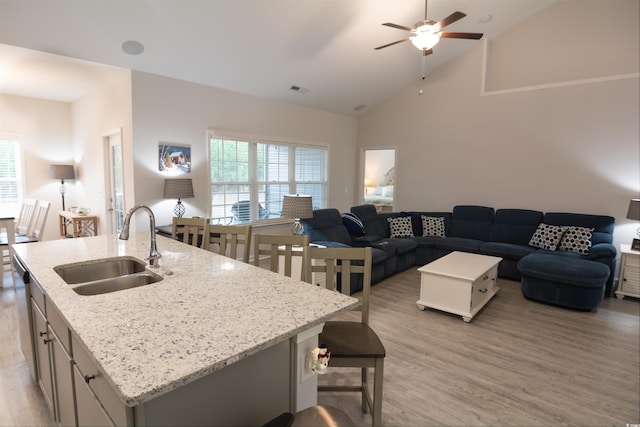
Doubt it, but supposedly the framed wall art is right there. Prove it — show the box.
[159,143,191,175]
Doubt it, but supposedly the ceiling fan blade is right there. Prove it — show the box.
[440,32,484,40]
[382,22,412,32]
[374,38,410,50]
[422,48,433,56]
[434,11,466,30]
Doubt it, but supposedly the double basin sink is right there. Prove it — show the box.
[55,257,163,296]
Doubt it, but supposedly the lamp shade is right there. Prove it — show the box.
[627,199,640,221]
[282,195,313,219]
[163,178,194,199]
[49,164,76,180]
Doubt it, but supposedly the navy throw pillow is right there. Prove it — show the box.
[341,212,365,236]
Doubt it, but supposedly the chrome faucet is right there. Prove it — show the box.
[119,205,162,268]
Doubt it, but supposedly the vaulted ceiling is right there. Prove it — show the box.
[0,0,556,116]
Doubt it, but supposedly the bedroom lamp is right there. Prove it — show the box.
[164,178,194,218]
[282,194,313,235]
[626,198,640,250]
[49,164,76,211]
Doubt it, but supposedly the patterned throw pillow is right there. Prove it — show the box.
[528,223,566,250]
[421,216,445,237]
[387,216,414,238]
[341,213,365,236]
[558,226,593,255]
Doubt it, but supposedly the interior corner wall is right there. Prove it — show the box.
[129,71,358,229]
[0,93,72,241]
[70,68,133,236]
[357,0,639,251]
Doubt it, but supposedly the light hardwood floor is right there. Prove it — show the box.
[1,268,639,427]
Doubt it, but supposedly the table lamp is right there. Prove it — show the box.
[164,178,194,217]
[49,164,76,211]
[282,195,313,235]
[626,198,640,250]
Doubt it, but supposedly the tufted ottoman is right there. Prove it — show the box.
[517,253,610,311]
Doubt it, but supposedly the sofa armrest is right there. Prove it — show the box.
[587,243,617,261]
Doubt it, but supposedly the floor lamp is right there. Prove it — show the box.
[50,164,76,211]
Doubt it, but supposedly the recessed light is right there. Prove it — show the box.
[122,40,145,55]
[354,104,366,112]
[478,14,493,24]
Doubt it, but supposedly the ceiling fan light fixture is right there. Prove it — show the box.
[410,31,440,50]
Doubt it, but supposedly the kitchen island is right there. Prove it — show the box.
[13,232,358,426]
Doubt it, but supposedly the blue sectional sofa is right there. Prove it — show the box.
[301,205,617,306]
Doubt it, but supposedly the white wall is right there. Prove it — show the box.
[358,0,640,251]
[129,71,358,229]
[0,93,72,241]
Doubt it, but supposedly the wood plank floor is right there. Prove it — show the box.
[1,268,639,427]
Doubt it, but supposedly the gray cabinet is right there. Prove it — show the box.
[73,365,116,427]
[31,298,55,415]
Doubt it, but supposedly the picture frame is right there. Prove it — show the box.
[631,238,640,251]
[159,143,191,175]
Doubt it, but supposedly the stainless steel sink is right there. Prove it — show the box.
[71,272,163,296]
[55,257,148,285]
[54,257,163,295]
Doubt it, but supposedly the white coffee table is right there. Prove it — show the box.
[417,251,502,322]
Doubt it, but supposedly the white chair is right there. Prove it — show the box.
[26,200,50,242]
[16,198,37,235]
[0,216,16,288]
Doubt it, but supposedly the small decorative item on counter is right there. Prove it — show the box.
[77,207,91,216]
[310,346,331,375]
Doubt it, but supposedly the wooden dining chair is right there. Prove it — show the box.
[253,234,309,280]
[201,224,252,263]
[171,217,207,247]
[306,246,385,427]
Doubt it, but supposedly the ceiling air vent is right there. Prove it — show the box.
[289,85,309,94]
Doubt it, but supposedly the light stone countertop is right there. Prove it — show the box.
[13,232,358,407]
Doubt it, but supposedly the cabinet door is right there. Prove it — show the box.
[49,326,76,427]
[32,300,55,415]
[73,365,115,427]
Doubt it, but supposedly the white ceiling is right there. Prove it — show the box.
[0,0,556,116]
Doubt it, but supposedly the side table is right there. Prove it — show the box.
[58,211,99,238]
[615,244,640,299]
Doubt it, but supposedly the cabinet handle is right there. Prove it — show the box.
[39,331,47,337]
[43,338,53,344]
[478,288,488,294]
[482,275,489,280]
[84,375,96,384]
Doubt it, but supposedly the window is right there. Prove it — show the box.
[0,137,23,213]
[209,132,327,224]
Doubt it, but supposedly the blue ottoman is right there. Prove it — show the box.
[517,253,610,311]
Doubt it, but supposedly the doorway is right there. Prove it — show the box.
[104,129,125,234]
[362,148,396,211]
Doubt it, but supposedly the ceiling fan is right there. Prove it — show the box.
[374,0,484,56]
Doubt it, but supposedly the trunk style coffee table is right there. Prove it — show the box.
[417,251,502,322]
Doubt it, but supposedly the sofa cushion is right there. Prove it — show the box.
[371,238,418,256]
[490,209,543,246]
[544,212,614,245]
[421,216,446,237]
[341,212,365,236]
[528,223,566,250]
[448,205,494,241]
[350,204,379,221]
[431,236,484,253]
[387,216,414,237]
[557,226,593,255]
[302,209,352,245]
[480,242,537,260]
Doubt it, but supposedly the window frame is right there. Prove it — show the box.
[207,130,328,225]
[0,135,24,215]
